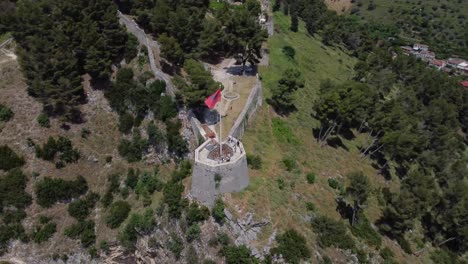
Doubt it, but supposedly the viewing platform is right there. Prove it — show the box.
[195,138,245,167]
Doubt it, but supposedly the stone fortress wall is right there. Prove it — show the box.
[191,76,263,207]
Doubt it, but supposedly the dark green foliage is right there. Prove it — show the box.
[118,131,149,162]
[178,59,217,108]
[311,215,355,250]
[344,171,372,225]
[305,202,316,211]
[124,34,138,63]
[0,104,13,122]
[186,245,199,264]
[186,203,210,225]
[35,136,80,165]
[163,181,185,219]
[125,168,139,190]
[214,173,222,189]
[212,198,225,223]
[171,160,192,182]
[34,176,88,208]
[118,209,156,249]
[246,154,262,170]
[327,178,343,191]
[168,232,184,259]
[186,223,201,242]
[272,229,310,264]
[147,121,165,149]
[166,120,188,157]
[0,145,25,171]
[68,192,100,220]
[282,46,295,60]
[282,158,296,171]
[135,170,163,204]
[380,247,397,264]
[80,128,91,139]
[290,13,298,32]
[36,113,50,128]
[269,69,304,114]
[221,245,256,264]
[0,223,27,253]
[3,210,27,225]
[351,217,382,248]
[158,33,185,66]
[430,249,461,264]
[105,201,131,229]
[277,178,285,190]
[118,112,134,134]
[0,169,32,212]
[33,222,56,243]
[12,0,129,120]
[64,220,96,247]
[306,173,316,184]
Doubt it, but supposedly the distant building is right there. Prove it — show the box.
[430,59,447,70]
[401,46,413,55]
[415,50,435,61]
[413,43,429,52]
[457,62,468,74]
[447,58,466,68]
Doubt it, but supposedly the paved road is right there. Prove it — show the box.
[118,12,175,97]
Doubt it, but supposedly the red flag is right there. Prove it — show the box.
[204,89,222,109]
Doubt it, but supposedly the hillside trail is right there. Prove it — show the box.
[117,12,175,98]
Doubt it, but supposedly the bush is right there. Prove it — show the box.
[0,169,32,211]
[351,217,382,248]
[328,178,343,191]
[311,215,355,250]
[80,128,91,139]
[221,245,255,264]
[306,173,316,184]
[118,112,134,134]
[380,247,397,263]
[282,46,296,60]
[0,104,13,122]
[166,120,188,157]
[212,198,225,223]
[118,209,156,249]
[118,132,148,162]
[167,233,184,259]
[430,249,459,264]
[35,136,80,164]
[37,113,50,128]
[277,178,285,190]
[106,201,131,229]
[64,220,96,247]
[186,224,201,242]
[282,158,296,171]
[33,222,56,243]
[0,145,25,171]
[163,181,185,219]
[246,154,262,169]
[272,229,310,264]
[125,168,139,189]
[34,176,88,208]
[305,202,316,211]
[68,192,100,220]
[186,203,210,225]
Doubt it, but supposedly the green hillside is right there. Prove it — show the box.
[350,0,468,58]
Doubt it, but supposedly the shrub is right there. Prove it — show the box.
[311,215,355,250]
[106,201,131,229]
[118,112,134,134]
[272,229,310,264]
[305,202,316,211]
[221,245,255,264]
[218,232,231,246]
[35,136,80,164]
[37,113,50,128]
[105,155,112,163]
[351,217,382,248]
[34,176,88,208]
[186,203,210,225]
[33,222,56,243]
[282,158,296,171]
[125,168,139,189]
[214,173,222,188]
[328,178,343,192]
[0,223,27,251]
[306,173,316,184]
[246,154,262,169]
[80,128,91,139]
[0,169,32,211]
[430,249,459,264]
[166,120,188,157]
[163,181,185,219]
[212,198,225,223]
[118,209,156,249]
[0,104,13,122]
[68,192,100,220]
[0,145,25,171]
[277,178,285,190]
[167,233,184,259]
[186,224,201,242]
[118,132,148,162]
[64,220,96,247]
[282,46,296,60]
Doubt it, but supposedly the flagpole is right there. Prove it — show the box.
[219,94,222,161]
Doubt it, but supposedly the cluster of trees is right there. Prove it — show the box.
[34,176,88,207]
[117,0,266,71]
[35,136,80,168]
[7,0,136,121]
[313,37,467,256]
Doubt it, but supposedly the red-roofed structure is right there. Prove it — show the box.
[460,81,468,88]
